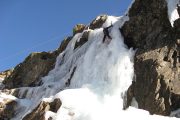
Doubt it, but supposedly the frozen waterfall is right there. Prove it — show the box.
[3,15,179,120]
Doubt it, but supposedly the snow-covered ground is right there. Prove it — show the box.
[166,0,180,27]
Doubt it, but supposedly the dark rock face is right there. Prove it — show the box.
[3,52,57,89]
[23,98,61,120]
[2,37,72,89]
[122,0,180,116]
[0,99,17,119]
[121,0,172,49]
[174,19,180,33]
[49,98,62,113]
[171,93,180,111]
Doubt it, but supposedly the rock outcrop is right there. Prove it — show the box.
[0,99,17,119]
[122,0,180,116]
[89,15,107,30]
[73,24,86,35]
[0,69,13,80]
[2,36,72,89]
[3,52,57,89]
[23,98,61,120]
[73,15,107,50]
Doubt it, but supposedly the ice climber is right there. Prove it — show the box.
[102,24,113,43]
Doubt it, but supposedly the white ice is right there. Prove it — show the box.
[0,92,17,102]
[166,0,180,27]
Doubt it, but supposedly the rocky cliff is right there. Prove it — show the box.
[121,0,180,116]
[0,0,180,119]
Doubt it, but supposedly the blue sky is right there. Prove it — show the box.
[0,0,132,71]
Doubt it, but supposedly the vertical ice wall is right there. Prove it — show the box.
[51,15,135,120]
